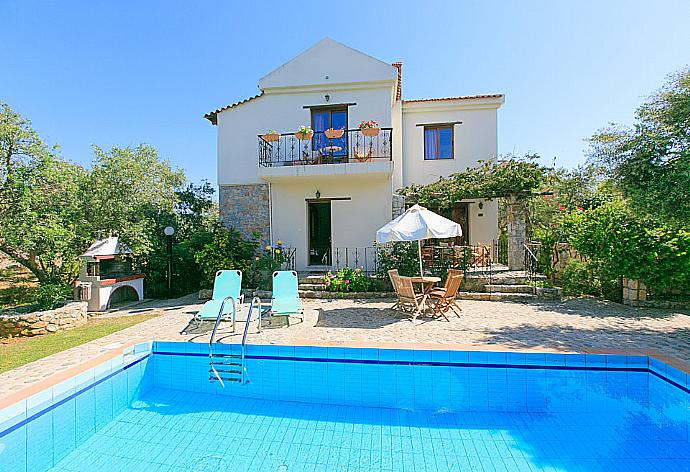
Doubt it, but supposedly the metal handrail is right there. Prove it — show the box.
[240,296,261,384]
[258,127,394,138]
[208,295,237,387]
[524,243,540,284]
[258,127,393,167]
[209,296,237,347]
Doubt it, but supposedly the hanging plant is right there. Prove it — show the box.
[262,129,280,142]
[359,119,380,136]
[324,127,344,139]
[294,125,313,140]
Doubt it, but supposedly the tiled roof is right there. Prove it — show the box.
[403,94,503,103]
[392,62,402,100]
[204,92,264,125]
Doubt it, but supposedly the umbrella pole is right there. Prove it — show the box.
[418,240,423,276]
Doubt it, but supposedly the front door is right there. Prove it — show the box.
[308,201,332,265]
[452,203,470,245]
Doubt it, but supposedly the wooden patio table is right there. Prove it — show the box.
[409,276,441,295]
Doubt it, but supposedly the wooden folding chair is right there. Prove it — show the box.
[395,276,428,319]
[388,269,400,310]
[428,269,464,320]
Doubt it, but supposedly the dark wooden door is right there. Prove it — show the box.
[452,203,470,245]
[308,201,331,265]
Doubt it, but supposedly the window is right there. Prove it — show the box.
[424,125,454,160]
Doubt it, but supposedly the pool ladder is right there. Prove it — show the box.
[208,296,261,387]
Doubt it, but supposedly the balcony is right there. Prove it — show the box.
[257,128,393,182]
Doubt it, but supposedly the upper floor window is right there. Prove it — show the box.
[424,125,454,160]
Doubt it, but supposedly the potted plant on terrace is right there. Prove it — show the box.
[324,127,344,139]
[262,129,280,142]
[294,125,313,140]
[359,119,380,136]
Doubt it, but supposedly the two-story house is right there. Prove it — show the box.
[205,38,504,272]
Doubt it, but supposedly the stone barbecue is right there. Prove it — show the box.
[75,236,143,311]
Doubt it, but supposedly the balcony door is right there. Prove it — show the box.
[311,107,348,159]
[308,201,332,266]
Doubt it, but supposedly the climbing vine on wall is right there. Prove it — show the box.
[398,154,547,210]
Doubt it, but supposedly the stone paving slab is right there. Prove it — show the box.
[1,295,689,400]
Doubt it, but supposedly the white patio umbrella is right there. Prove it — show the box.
[376,204,463,276]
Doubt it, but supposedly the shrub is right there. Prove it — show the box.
[194,227,259,287]
[247,240,288,290]
[34,282,72,310]
[561,260,621,301]
[323,267,372,292]
[375,242,420,278]
[562,199,690,291]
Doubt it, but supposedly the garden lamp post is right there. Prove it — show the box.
[164,226,175,298]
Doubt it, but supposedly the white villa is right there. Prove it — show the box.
[205,38,504,272]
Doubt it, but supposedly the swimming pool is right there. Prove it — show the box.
[1,342,688,471]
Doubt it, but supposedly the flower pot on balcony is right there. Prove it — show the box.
[324,128,344,139]
[294,131,314,140]
[262,133,280,142]
[361,127,380,137]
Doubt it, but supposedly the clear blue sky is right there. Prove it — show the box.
[2,1,689,188]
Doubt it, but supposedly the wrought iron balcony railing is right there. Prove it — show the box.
[258,128,393,167]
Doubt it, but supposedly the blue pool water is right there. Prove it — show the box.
[1,342,689,471]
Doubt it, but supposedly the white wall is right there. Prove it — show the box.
[466,198,499,244]
[400,99,502,188]
[270,178,392,271]
[259,38,397,90]
[217,85,395,185]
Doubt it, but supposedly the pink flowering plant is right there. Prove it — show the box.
[358,120,379,129]
[322,267,372,292]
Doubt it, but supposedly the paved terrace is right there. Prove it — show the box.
[1,295,689,401]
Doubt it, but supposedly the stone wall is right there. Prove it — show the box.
[219,183,270,245]
[622,278,690,309]
[506,197,527,270]
[0,302,88,337]
[392,194,406,219]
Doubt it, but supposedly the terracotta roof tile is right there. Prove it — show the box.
[403,94,504,103]
[204,92,264,125]
[392,62,402,100]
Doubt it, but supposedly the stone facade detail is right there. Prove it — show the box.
[392,194,406,219]
[506,197,527,270]
[0,302,88,337]
[622,278,648,306]
[219,183,270,245]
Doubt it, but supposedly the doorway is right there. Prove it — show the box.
[439,202,469,245]
[308,201,332,265]
[311,107,348,159]
[452,203,470,245]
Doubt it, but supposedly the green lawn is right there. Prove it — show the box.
[0,313,159,374]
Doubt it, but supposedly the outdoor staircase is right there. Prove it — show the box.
[298,274,327,297]
[457,270,554,301]
[294,271,560,301]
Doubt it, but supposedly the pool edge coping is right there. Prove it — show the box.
[2,338,689,411]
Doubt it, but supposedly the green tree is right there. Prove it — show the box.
[589,67,690,223]
[143,181,219,298]
[82,144,185,257]
[0,103,88,287]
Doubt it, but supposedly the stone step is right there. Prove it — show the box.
[299,290,393,299]
[298,283,326,291]
[484,284,535,294]
[456,291,537,302]
[298,275,326,284]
